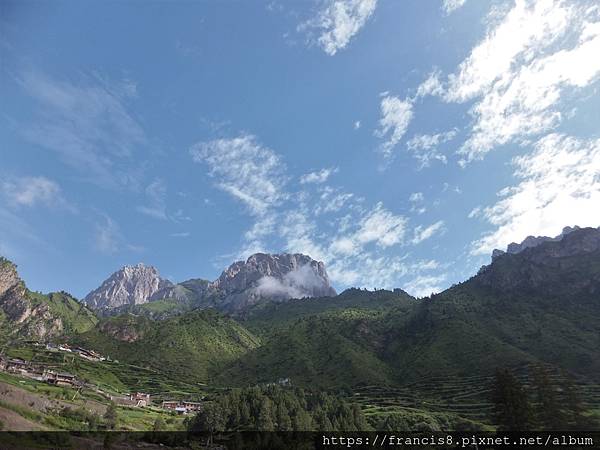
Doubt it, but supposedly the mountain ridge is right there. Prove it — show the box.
[84,252,337,314]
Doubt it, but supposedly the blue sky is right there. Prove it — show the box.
[1,0,599,298]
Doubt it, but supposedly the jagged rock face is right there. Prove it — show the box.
[0,257,67,340]
[212,253,337,311]
[478,227,600,295]
[84,254,336,313]
[491,226,583,260]
[0,257,23,300]
[84,263,173,310]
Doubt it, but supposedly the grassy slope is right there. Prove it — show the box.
[72,309,260,384]
[383,268,600,382]
[220,290,417,388]
[28,290,98,334]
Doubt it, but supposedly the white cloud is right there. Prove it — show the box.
[406,129,458,168]
[468,206,481,219]
[472,133,600,255]
[93,214,144,254]
[354,202,408,248]
[94,216,121,255]
[404,274,446,298]
[190,135,287,216]
[437,0,600,163]
[192,132,447,293]
[409,192,424,203]
[300,0,378,56]
[442,0,467,14]
[254,264,330,299]
[374,95,414,158]
[409,192,426,214]
[412,220,446,244]
[136,179,168,220]
[1,176,71,210]
[354,120,361,129]
[18,71,146,189]
[300,167,337,184]
[416,70,445,98]
[314,186,354,214]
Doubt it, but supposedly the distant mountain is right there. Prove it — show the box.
[3,227,599,392]
[85,253,336,314]
[0,257,97,341]
[491,225,586,260]
[210,253,337,312]
[84,263,174,310]
[219,227,600,387]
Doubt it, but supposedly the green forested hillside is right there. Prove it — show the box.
[2,228,600,431]
[72,309,261,383]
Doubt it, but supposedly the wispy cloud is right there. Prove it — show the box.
[409,192,426,214]
[415,69,444,98]
[299,167,337,184]
[471,133,600,255]
[191,135,287,216]
[93,214,143,255]
[412,220,445,244]
[299,0,378,55]
[404,274,446,298]
[374,94,414,159]
[93,216,121,255]
[137,179,168,220]
[442,0,467,14]
[17,71,147,189]
[191,132,445,292]
[406,129,458,168]
[435,0,600,164]
[1,176,73,211]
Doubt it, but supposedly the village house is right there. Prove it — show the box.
[5,358,27,373]
[161,400,202,414]
[43,370,77,386]
[111,392,151,407]
[73,347,104,361]
[161,401,179,410]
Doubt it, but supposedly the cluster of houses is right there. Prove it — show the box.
[0,355,79,387]
[161,400,203,415]
[111,392,152,408]
[108,395,203,414]
[42,343,106,361]
[1,346,203,415]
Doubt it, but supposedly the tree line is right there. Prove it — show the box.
[187,385,370,432]
[492,365,598,430]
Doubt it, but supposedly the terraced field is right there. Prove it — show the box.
[5,346,210,402]
[350,365,600,426]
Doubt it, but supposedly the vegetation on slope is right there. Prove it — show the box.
[72,309,260,384]
[188,385,370,431]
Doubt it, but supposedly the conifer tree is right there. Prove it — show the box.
[492,368,532,431]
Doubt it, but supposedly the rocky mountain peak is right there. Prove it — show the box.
[0,257,23,299]
[213,253,336,299]
[84,253,337,313]
[478,226,600,294]
[491,226,583,261]
[84,263,173,310]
